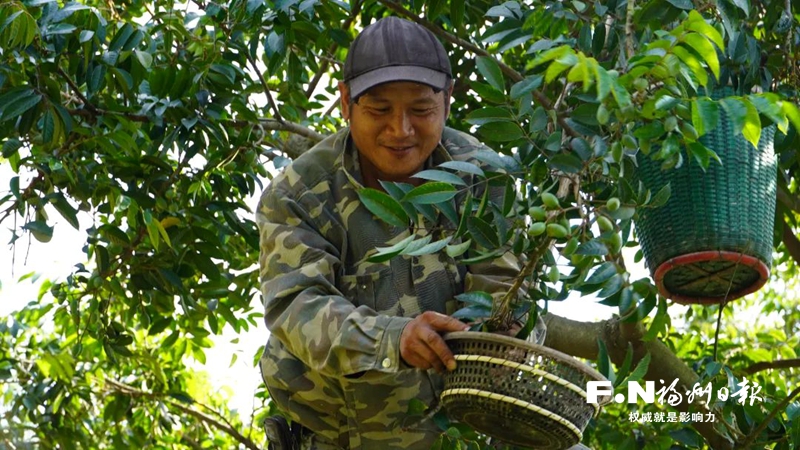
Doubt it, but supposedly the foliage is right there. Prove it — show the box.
[1,0,800,449]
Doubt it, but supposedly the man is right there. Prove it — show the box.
[256,17,530,450]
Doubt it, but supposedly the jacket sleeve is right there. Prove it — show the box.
[257,186,412,378]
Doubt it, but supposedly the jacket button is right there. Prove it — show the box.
[381,358,392,369]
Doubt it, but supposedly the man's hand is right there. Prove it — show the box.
[400,311,469,373]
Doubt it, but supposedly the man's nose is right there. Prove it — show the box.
[386,110,413,138]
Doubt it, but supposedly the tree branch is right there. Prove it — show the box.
[776,184,800,265]
[544,313,735,450]
[305,1,362,98]
[105,379,261,450]
[624,0,635,63]
[740,385,800,449]
[64,108,327,143]
[375,0,579,138]
[743,358,800,375]
[245,52,284,123]
[777,184,800,213]
[57,67,99,115]
[251,119,327,142]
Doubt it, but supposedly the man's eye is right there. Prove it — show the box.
[412,108,434,115]
[369,107,389,114]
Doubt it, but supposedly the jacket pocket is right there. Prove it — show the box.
[339,267,396,312]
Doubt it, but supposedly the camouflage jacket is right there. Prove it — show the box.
[256,127,523,450]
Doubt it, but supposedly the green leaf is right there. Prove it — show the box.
[465,106,514,125]
[593,61,612,101]
[426,0,446,18]
[747,94,788,132]
[476,56,505,92]
[648,183,671,208]
[53,193,79,230]
[474,149,517,171]
[615,344,635,381]
[643,297,669,341]
[134,50,153,69]
[586,262,618,284]
[596,339,616,383]
[438,161,484,177]
[673,46,708,86]
[446,239,472,258]
[610,74,632,108]
[623,352,652,383]
[598,273,624,298]
[685,10,724,49]
[509,75,543,100]
[470,82,505,103]
[682,34,719,79]
[412,170,466,186]
[576,239,609,256]
[450,0,465,31]
[404,236,452,256]
[720,97,747,138]
[0,91,41,122]
[452,305,492,320]
[143,210,160,252]
[478,121,524,142]
[782,101,800,133]
[634,122,666,140]
[741,99,761,149]
[666,0,692,9]
[548,153,583,173]
[455,291,493,308]
[402,182,457,205]
[466,216,500,248]
[23,220,53,242]
[2,138,22,158]
[691,97,719,136]
[41,109,55,143]
[96,245,109,274]
[357,188,409,227]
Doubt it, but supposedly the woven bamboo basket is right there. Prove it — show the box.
[441,332,612,450]
[634,86,777,304]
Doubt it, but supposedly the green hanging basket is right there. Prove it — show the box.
[634,87,777,305]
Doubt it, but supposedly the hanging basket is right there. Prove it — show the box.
[441,332,611,450]
[634,86,777,305]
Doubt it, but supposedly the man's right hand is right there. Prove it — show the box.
[400,311,469,373]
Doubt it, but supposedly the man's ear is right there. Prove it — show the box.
[338,82,351,120]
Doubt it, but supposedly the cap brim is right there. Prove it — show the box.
[348,66,449,99]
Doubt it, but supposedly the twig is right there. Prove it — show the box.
[743,358,800,375]
[323,96,340,117]
[305,1,362,98]
[488,238,553,330]
[245,53,283,123]
[740,386,800,449]
[624,0,635,62]
[105,379,260,450]
[253,118,326,142]
[64,108,327,143]
[57,67,99,115]
[375,0,579,138]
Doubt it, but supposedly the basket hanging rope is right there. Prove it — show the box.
[442,332,611,450]
[634,86,777,304]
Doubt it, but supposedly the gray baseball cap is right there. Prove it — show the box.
[344,17,452,100]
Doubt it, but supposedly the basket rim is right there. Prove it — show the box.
[653,250,770,304]
[443,331,611,403]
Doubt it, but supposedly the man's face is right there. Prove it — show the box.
[339,81,451,188]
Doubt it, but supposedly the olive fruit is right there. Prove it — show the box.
[541,192,560,209]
